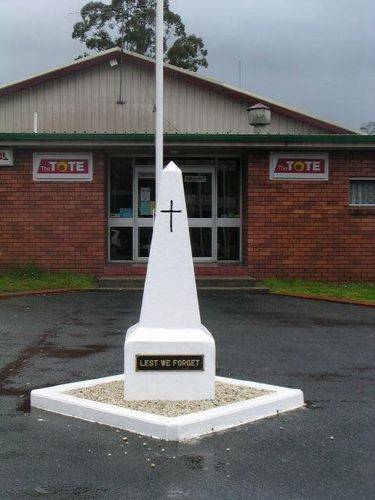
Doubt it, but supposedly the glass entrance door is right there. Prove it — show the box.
[182,168,214,261]
[108,157,241,263]
[134,166,214,261]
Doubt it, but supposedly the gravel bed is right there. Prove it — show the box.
[68,380,271,417]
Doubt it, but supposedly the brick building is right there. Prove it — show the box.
[0,48,374,281]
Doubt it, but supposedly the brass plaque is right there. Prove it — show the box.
[136,355,204,371]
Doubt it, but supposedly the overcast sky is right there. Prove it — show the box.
[1,0,374,130]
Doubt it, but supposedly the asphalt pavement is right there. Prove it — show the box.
[0,291,374,499]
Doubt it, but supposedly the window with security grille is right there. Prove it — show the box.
[350,179,375,206]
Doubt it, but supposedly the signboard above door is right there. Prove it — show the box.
[270,153,329,180]
[0,148,14,166]
[184,175,207,183]
[33,153,93,181]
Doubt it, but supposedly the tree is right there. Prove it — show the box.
[360,122,375,135]
[72,0,208,72]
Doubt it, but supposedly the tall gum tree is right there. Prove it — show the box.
[72,0,208,71]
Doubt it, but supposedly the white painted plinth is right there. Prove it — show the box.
[31,375,304,441]
[124,325,215,400]
[124,161,216,401]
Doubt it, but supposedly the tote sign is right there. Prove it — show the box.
[33,153,93,182]
[0,148,14,166]
[270,153,329,180]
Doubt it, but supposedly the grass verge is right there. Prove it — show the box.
[0,266,94,293]
[264,278,375,303]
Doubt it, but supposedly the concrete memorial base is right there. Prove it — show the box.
[31,375,304,441]
[124,326,215,400]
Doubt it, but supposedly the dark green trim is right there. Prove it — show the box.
[0,132,374,144]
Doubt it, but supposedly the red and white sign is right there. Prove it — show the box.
[0,148,14,166]
[270,153,329,180]
[33,153,93,181]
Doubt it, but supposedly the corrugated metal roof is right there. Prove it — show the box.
[0,48,356,135]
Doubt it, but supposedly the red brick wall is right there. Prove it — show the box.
[0,150,106,275]
[247,150,375,281]
[1,149,374,281]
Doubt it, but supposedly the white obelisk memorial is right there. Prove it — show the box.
[124,162,215,400]
[30,0,304,438]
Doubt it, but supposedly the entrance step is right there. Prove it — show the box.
[97,276,269,293]
[102,264,251,277]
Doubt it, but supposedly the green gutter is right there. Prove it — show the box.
[0,132,374,144]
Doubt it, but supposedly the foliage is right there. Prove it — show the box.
[72,0,208,71]
[0,266,93,293]
[264,278,375,303]
[360,122,375,135]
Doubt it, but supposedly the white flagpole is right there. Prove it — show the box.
[155,0,164,208]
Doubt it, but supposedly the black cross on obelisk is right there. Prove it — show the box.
[160,200,182,232]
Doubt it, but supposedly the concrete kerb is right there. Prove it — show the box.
[31,374,304,441]
[0,288,373,307]
[0,288,99,300]
[271,291,375,307]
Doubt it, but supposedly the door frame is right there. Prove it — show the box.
[134,166,154,262]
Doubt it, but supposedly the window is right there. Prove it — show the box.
[110,227,133,261]
[217,159,241,218]
[350,179,375,206]
[138,227,153,258]
[138,173,156,218]
[190,228,212,258]
[183,172,212,218]
[110,158,133,218]
[218,227,240,261]
[217,159,241,261]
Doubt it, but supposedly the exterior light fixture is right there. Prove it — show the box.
[247,103,271,133]
[109,59,119,67]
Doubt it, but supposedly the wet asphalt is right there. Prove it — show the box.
[0,291,374,500]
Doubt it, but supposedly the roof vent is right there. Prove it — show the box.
[247,103,271,133]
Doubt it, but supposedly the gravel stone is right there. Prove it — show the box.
[67,380,271,417]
